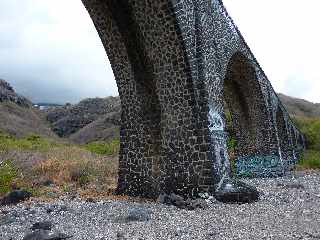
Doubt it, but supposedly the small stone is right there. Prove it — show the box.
[23,230,50,240]
[284,183,305,190]
[59,205,68,212]
[86,197,95,203]
[46,205,68,214]
[190,199,208,210]
[169,193,184,204]
[23,230,72,240]
[198,192,210,199]
[157,194,168,204]
[43,180,55,187]
[46,232,73,240]
[31,221,53,231]
[116,232,126,240]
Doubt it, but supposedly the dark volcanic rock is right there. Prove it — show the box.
[31,221,53,231]
[214,178,260,204]
[157,193,208,210]
[45,205,68,214]
[23,230,72,240]
[1,190,32,206]
[23,230,49,240]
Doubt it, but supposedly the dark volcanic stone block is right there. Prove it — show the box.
[1,190,32,206]
[214,179,260,204]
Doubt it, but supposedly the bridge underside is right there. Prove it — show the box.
[82,0,305,198]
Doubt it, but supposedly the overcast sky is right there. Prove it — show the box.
[0,0,319,104]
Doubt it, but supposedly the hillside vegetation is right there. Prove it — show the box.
[293,116,320,169]
[0,131,119,198]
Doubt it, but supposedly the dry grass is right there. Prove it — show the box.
[0,135,119,198]
[31,147,118,186]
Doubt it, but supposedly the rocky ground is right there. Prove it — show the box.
[1,171,320,240]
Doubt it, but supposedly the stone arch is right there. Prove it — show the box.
[223,52,270,161]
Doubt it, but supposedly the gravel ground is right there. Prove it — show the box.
[1,171,320,240]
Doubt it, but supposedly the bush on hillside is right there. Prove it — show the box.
[0,133,59,152]
[85,140,120,156]
[293,117,320,150]
[298,150,320,169]
[293,117,320,169]
[0,160,17,194]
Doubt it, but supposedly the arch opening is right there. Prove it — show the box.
[223,52,271,177]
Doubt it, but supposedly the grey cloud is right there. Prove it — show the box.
[0,0,117,104]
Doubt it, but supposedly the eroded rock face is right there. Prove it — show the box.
[0,79,31,107]
[46,97,120,138]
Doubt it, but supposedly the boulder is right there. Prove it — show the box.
[31,221,53,231]
[1,190,32,206]
[23,230,72,240]
[214,179,260,204]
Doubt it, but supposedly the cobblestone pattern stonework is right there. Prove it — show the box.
[81,0,305,197]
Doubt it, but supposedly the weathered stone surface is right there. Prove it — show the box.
[81,0,305,198]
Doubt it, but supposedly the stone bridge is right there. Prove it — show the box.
[81,0,305,200]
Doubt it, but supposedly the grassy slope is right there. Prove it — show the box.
[69,112,120,144]
[292,116,320,169]
[0,132,119,198]
[0,102,56,139]
[278,93,320,118]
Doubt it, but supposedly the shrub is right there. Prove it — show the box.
[298,150,320,169]
[293,117,320,151]
[293,117,320,169]
[32,147,118,188]
[0,133,58,152]
[85,139,120,156]
[0,160,17,194]
[227,137,237,152]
